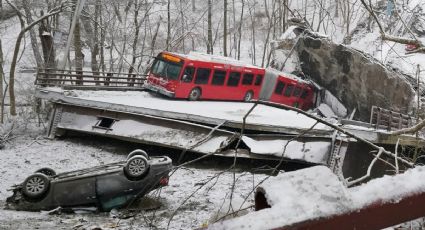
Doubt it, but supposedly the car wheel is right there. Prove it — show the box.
[188,88,201,101]
[124,156,149,179]
[35,167,56,177]
[244,91,253,102]
[127,149,149,160]
[22,173,50,199]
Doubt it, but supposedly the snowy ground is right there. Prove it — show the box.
[0,131,268,230]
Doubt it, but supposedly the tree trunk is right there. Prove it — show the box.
[237,0,244,60]
[6,0,62,116]
[38,17,56,72]
[180,0,185,52]
[0,39,4,123]
[99,6,105,74]
[22,0,43,69]
[207,0,213,54]
[248,3,255,65]
[166,0,170,50]
[151,19,161,56]
[223,0,227,56]
[334,0,339,17]
[81,1,100,83]
[92,0,100,84]
[128,0,140,85]
[73,16,84,85]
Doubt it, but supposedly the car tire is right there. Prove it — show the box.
[127,149,149,160]
[244,91,253,102]
[35,167,56,177]
[22,173,50,199]
[124,156,149,179]
[188,88,201,101]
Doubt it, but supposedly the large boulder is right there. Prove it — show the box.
[296,36,415,121]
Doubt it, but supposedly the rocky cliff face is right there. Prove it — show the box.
[296,36,415,121]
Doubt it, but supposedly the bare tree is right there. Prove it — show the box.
[128,0,143,79]
[359,0,424,53]
[166,0,171,51]
[5,0,65,116]
[71,0,84,84]
[38,11,56,71]
[81,0,101,83]
[247,0,256,65]
[261,0,275,67]
[223,0,228,56]
[0,39,4,123]
[237,0,244,60]
[207,0,213,54]
[22,0,43,69]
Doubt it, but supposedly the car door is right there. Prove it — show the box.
[52,177,97,207]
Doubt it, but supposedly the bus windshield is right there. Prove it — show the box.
[151,59,183,80]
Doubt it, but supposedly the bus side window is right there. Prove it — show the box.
[242,73,254,85]
[212,70,226,85]
[227,72,241,87]
[293,86,302,97]
[182,67,195,83]
[284,85,294,97]
[300,89,309,99]
[274,81,285,94]
[195,68,211,84]
[255,75,263,86]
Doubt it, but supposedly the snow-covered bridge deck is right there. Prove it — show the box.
[36,87,421,144]
[35,87,424,171]
[36,87,332,136]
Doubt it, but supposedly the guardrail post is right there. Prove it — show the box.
[105,72,111,86]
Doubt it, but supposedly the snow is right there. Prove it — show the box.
[350,166,425,208]
[181,51,261,69]
[0,134,268,229]
[1,0,425,228]
[279,26,298,40]
[214,165,425,229]
[44,88,332,131]
[242,136,331,164]
[211,166,352,229]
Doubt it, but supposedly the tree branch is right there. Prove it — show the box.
[359,0,424,48]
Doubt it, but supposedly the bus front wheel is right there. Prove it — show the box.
[189,88,201,101]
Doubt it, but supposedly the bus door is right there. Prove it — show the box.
[226,71,242,100]
[241,70,255,100]
[282,82,296,106]
[177,64,196,97]
[291,84,303,108]
[208,68,228,100]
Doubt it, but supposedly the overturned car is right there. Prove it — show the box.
[6,149,172,211]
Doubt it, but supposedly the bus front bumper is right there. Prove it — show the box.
[143,81,175,98]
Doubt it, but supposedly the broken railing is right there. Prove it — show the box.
[370,106,414,130]
[35,68,147,90]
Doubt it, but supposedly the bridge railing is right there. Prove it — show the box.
[369,106,414,131]
[35,68,147,90]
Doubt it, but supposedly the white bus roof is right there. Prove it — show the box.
[265,68,310,84]
[168,51,261,69]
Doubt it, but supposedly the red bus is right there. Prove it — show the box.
[144,51,316,110]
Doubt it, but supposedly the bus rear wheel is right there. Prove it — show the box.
[244,91,253,102]
[189,88,201,101]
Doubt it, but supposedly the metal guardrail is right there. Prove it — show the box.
[370,106,413,131]
[35,68,147,90]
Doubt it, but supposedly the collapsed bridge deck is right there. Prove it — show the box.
[36,87,425,179]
